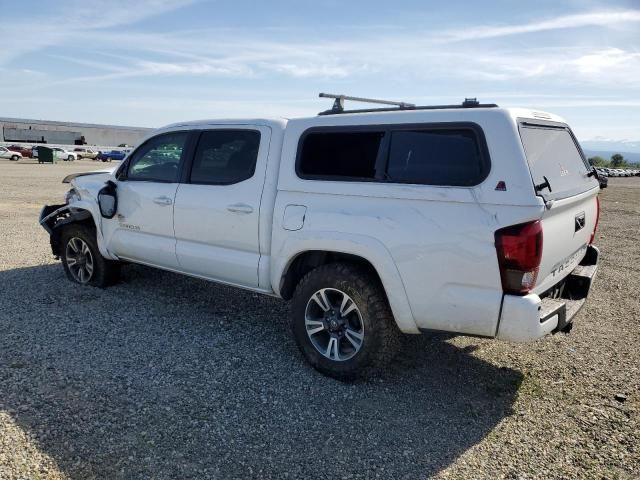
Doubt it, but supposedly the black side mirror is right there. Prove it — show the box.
[98,180,118,219]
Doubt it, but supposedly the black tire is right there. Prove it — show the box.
[67,155,74,162]
[60,224,120,287]
[10,155,19,161]
[291,263,402,380]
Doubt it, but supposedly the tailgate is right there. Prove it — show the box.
[535,188,598,293]
[518,120,600,294]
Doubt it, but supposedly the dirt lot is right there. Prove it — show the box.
[0,159,638,479]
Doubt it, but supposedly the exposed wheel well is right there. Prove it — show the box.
[50,211,96,257]
[280,250,385,300]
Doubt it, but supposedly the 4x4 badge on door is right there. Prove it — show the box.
[575,212,586,232]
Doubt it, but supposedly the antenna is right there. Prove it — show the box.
[319,93,416,114]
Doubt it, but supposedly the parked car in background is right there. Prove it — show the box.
[52,147,78,161]
[0,146,22,161]
[74,147,99,160]
[7,145,33,158]
[99,150,128,162]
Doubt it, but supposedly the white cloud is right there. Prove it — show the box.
[0,0,195,66]
[572,48,640,74]
[61,0,195,29]
[442,10,640,42]
[267,63,353,78]
[136,60,252,76]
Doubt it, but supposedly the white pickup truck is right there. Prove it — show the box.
[40,96,601,378]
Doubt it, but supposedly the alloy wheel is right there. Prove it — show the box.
[304,288,365,361]
[65,237,94,284]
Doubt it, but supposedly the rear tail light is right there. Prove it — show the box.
[590,195,600,244]
[495,220,543,295]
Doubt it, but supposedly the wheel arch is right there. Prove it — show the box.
[273,234,418,333]
[42,201,112,259]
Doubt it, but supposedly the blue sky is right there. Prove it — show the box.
[1,0,639,142]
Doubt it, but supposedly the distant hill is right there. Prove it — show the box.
[579,139,640,165]
[580,139,640,153]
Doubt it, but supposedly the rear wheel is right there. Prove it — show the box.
[291,263,401,379]
[67,155,74,161]
[60,224,120,287]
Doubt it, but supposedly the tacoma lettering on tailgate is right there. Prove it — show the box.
[550,244,587,277]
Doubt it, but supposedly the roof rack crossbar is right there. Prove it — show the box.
[317,93,498,116]
[319,93,415,114]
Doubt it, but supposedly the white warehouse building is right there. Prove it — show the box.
[0,117,153,147]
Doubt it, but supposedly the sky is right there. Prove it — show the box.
[1,0,639,142]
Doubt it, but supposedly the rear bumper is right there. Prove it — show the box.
[496,245,599,342]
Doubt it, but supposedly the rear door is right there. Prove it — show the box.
[518,121,600,293]
[173,126,270,288]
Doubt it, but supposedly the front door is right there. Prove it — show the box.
[103,131,190,269]
[173,126,270,288]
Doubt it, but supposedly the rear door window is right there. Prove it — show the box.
[519,124,596,200]
[189,130,261,185]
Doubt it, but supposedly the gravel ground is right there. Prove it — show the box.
[0,159,638,479]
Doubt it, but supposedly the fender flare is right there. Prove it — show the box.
[271,231,419,334]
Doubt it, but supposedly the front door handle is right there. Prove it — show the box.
[227,203,253,214]
[153,196,173,206]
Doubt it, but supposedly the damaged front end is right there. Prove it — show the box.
[39,204,92,257]
[40,168,115,258]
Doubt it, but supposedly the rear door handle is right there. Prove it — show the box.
[153,196,173,206]
[227,203,254,214]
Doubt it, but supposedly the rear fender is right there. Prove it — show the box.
[271,231,418,333]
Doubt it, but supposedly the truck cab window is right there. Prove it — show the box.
[127,132,188,182]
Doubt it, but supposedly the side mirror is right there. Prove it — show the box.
[98,180,118,219]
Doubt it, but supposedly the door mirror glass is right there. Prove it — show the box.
[98,181,118,218]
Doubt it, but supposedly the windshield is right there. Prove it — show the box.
[519,122,597,200]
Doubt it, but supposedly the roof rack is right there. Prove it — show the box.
[318,93,498,115]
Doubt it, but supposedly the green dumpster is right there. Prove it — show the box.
[37,147,57,164]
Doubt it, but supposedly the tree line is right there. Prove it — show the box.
[588,153,631,168]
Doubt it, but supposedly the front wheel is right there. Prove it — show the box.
[60,224,120,287]
[10,155,19,161]
[67,155,74,161]
[291,263,401,380]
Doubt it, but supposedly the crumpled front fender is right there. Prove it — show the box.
[38,201,113,259]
